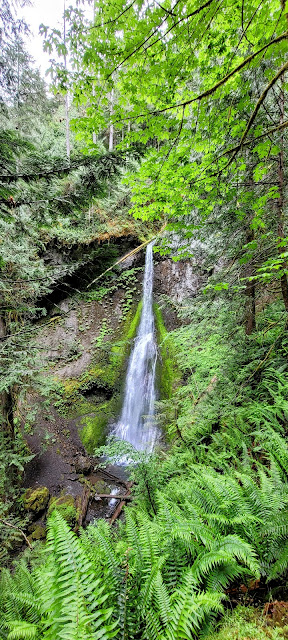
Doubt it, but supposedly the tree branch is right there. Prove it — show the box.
[223,60,288,170]
[0,519,32,549]
[112,31,288,123]
[105,0,183,80]
[143,0,216,53]
[87,0,137,31]
[214,119,288,165]
[155,104,185,179]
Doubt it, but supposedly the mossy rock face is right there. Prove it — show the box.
[80,402,114,453]
[23,486,50,515]
[50,300,144,452]
[48,493,76,526]
[154,303,179,398]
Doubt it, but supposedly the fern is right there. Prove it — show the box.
[0,512,117,640]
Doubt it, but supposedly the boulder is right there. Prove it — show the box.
[23,486,50,515]
[75,455,92,475]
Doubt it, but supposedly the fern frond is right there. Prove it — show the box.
[6,621,38,640]
[37,511,117,640]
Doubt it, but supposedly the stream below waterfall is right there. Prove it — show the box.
[114,242,159,452]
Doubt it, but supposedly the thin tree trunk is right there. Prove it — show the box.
[277,75,288,312]
[244,224,256,335]
[92,4,97,145]
[64,0,70,159]
[0,316,14,440]
[109,88,114,151]
[65,93,70,159]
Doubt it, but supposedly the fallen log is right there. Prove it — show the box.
[109,482,133,525]
[95,493,132,500]
[98,468,128,486]
[75,486,91,531]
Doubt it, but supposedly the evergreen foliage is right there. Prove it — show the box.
[2,0,288,638]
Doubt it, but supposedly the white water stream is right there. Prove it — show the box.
[114,243,158,452]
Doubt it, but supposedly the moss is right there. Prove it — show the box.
[154,304,180,398]
[124,300,142,341]
[206,605,288,640]
[48,493,76,526]
[31,524,46,540]
[23,486,50,514]
[93,480,111,494]
[80,401,113,452]
[79,301,143,451]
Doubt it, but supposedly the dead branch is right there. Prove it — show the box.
[87,224,166,288]
[193,375,218,408]
[94,493,132,500]
[0,518,32,550]
[109,482,133,525]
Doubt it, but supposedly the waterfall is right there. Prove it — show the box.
[115,242,158,452]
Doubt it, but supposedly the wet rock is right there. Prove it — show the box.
[23,486,50,515]
[75,455,92,475]
[93,479,111,495]
[48,492,76,526]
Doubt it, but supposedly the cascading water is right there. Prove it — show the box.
[115,242,158,452]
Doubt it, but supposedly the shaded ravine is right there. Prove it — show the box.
[114,242,159,451]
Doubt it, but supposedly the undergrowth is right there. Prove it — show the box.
[2,291,288,639]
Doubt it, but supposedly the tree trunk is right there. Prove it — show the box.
[245,226,256,335]
[64,0,70,159]
[277,75,288,312]
[0,316,14,440]
[109,88,114,151]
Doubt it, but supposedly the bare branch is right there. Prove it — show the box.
[0,519,32,550]
[223,60,288,170]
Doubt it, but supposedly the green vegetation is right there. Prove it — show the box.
[154,303,178,400]
[206,606,288,640]
[47,493,77,527]
[2,0,288,638]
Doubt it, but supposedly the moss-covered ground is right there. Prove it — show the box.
[207,606,288,639]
